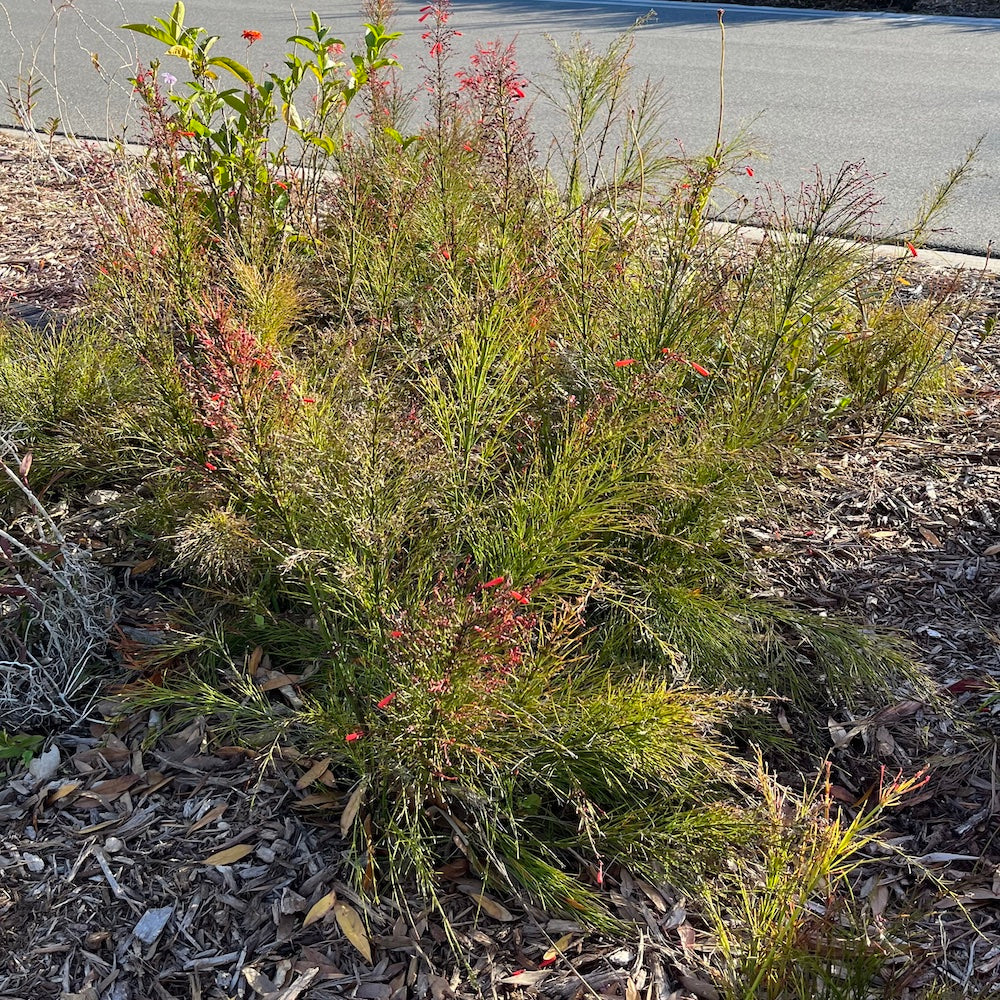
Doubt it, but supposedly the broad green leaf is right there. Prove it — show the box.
[168,2,185,38]
[122,23,174,46]
[208,56,254,86]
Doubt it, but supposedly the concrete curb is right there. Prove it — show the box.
[4,124,997,274]
[706,221,1000,273]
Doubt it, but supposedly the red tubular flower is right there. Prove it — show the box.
[510,590,529,605]
[242,29,262,43]
[389,629,404,638]
[204,461,218,472]
[345,731,364,742]
[614,359,635,367]
[483,576,506,588]
[746,166,754,177]
[376,692,397,710]
[905,241,918,257]
[689,362,711,378]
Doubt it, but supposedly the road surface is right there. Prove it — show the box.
[1,0,997,252]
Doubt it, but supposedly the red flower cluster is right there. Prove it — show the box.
[177,300,298,463]
[384,573,538,713]
[661,348,711,378]
[242,29,262,44]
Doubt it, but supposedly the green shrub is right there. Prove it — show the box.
[6,0,964,948]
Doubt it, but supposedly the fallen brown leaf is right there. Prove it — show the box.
[303,890,337,928]
[334,901,373,963]
[201,843,254,866]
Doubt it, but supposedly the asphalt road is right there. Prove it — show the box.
[1,0,997,252]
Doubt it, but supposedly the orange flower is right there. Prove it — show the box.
[689,362,711,378]
[242,29,262,43]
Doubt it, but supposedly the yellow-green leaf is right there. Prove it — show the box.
[282,102,303,131]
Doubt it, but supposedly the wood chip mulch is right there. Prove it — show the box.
[3,128,1000,998]
[1,716,706,1000]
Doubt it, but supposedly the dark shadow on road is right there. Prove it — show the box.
[430,0,1000,33]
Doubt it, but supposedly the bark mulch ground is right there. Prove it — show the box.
[2,127,1000,998]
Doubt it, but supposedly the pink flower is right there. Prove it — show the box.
[345,731,364,742]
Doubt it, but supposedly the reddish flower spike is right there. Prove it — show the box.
[614,359,635,368]
[345,731,364,742]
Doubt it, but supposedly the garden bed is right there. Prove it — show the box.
[2,15,1000,994]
